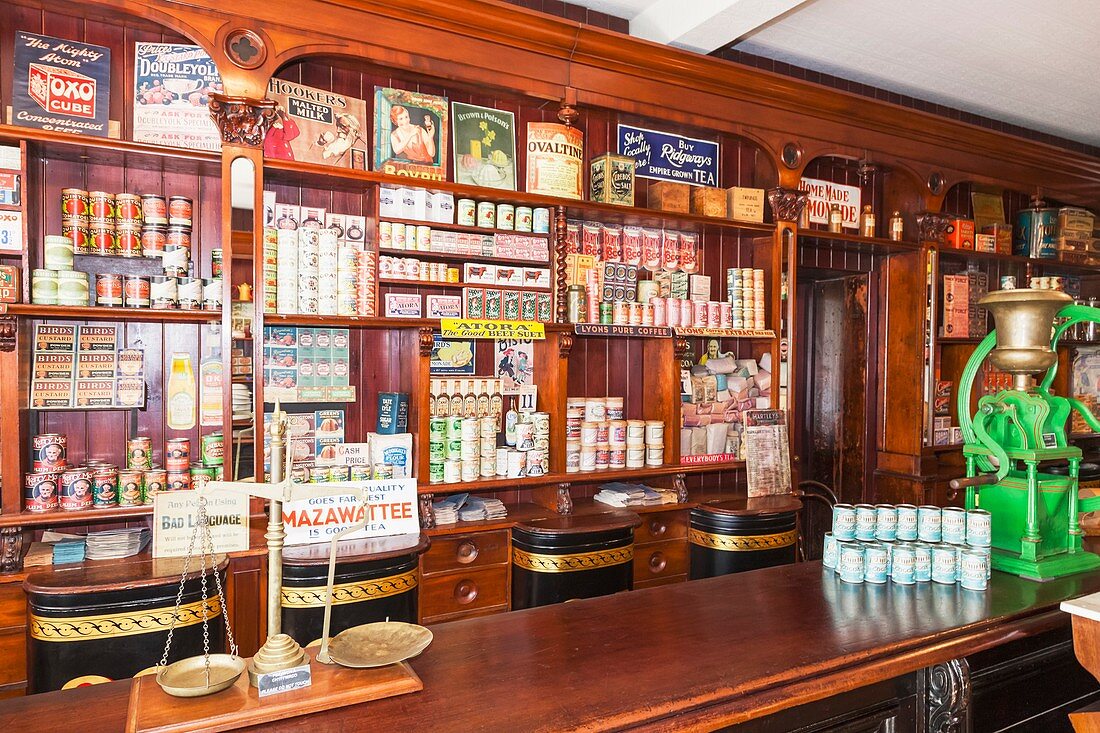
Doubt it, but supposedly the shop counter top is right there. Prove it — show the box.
[2,561,1098,731]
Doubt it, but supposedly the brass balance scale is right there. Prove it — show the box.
[154,404,431,698]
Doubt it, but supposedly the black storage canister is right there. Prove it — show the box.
[689,496,801,580]
[512,513,639,610]
[281,533,428,647]
[25,560,227,693]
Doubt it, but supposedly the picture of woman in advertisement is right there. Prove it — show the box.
[389,105,437,164]
[264,103,301,160]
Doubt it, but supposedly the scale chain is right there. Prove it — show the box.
[157,494,203,671]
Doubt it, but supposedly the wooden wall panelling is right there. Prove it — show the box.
[876,248,929,458]
[641,337,679,464]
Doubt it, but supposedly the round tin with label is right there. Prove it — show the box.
[60,468,93,511]
[202,278,222,311]
[941,506,967,545]
[92,465,119,508]
[87,191,115,221]
[966,509,991,547]
[123,275,151,308]
[90,225,117,255]
[201,433,224,466]
[141,224,167,257]
[127,437,153,469]
[913,542,932,581]
[456,199,476,226]
[166,470,191,491]
[118,469,144,506]
[115,225,143,257]
[891,543,916,584]
[895,504,919,541]
[874,504,897,541]
[165,438,190,471]
[189,464,216,493]
[476,201,496,228]
[822,532,838,569]
[33,433,68,472]
[141,194,168,224]
[25,472,60,513]
[854,503,877,541]
[150,276,177,309]
[95,273,123,307]
[61,188,89,217]
[61,219,91,255]
[533,208,550,234]
[837,543,864,583]
[114,193,143,224]
[168,196,193,226]
[515,207,533,232]
[144,469,166,502]
[832,503,857,541]
[176,277,201,309]
[863,543,888,583]
[496,203,515,230]
[917,505,942,543]
[960,550,988,590]
[931,544,957,584]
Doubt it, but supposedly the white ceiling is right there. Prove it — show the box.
[567,0,1100,148]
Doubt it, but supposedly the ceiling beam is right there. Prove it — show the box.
[630,0,812,53]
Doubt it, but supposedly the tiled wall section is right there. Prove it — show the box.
[500,0,1098,158]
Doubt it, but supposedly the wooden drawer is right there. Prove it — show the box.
[0,582,25,629]
[0,627,26,687]
[419,565,509,621]
[633,538,688,584]
[421,530,510,576]
[635,510,688,545]
[634,574,687,590]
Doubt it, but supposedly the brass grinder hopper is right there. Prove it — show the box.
[979,289,1072,390]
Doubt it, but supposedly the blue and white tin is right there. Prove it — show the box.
[838,543,865,584]
[822,532,838,569]
[896,504,919,541]
[960,550,989,590]
[832,503,857,541]
[891,544,916,585]
[864,543,889,584]
[942,507,967,545]
[966,509,992,547]
[931,544,957,584]
[855,504,877,541]
[971,545,991,580]
[918,505,942,543]
[913,542,932,582]
[875,504,898,541]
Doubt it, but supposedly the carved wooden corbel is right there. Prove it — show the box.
[916,212,952,244]
[419,327,435,357]
[418,493,435,530]
[673,473,688,504]
[558,332,574,359]
[766,187,809,223]
[0,315,16,353]
[1,528,23,573]
[208,93,277,147]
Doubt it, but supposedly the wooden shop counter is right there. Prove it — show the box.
[2,561,1099,731]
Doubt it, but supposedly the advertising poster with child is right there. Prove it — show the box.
[133,43,223,152]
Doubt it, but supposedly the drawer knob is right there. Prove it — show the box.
[456,540,479,564]
[648,552,667,574]
[454,579,479,605]
[649,519,667,537]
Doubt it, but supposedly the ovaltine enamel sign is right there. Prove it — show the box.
[800,177,861,229]
[282,478,419,546]
[13,32,111,137]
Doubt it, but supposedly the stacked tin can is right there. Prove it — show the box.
[272,226,375,317]
[823,502,991,591]
[726,267,767,330]
[564,396,662,472]
[427,411,549,484]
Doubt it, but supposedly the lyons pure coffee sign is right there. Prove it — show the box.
[617,124,718,187]
[12,32,111,137]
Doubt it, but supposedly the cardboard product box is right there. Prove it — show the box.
[30,379,73,408]
[495,265,524,287]
[590,153,635,206]
[34,352,75,380]
[648,181,690,213]
[945,219,975,250]
[115,377,145,408]
[933,416,951,431]
[300,205,326,227]
[536,293,552,322]
[1059,207,1095,236]
[974,233,997,253]
[690,187,727,218]
[427,294,462,318]
[74,378,115,408]
[670,271,690,300]
[384,293,422,318]
[376,392,409,434]
[433,192,455,224]
[523,268,551,290]
[274,204,301,230]
[727,187,765,223]
[464,288,484,319]
[520,291,537,321]
[464,263,496,285]
[942,274,970,337]
[314,355,333,387]
[689,274,712,302]
[484,289,503,319]
[965,270,989,336]
[77,325,118,353]
[297,354,316,388]
[950,426,963,444]
[933,428,951,446]
[116,349,144,379]
[0,265,20,303]
[981,223,1013,255]
[75,352,115,379]
[503,290,521,320]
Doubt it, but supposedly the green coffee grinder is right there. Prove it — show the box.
[952,289,1100,580]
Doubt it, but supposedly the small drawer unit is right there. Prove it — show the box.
[420,530,511,624]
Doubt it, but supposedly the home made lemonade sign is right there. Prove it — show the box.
[800,177,861,229]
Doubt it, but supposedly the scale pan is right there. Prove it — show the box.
[156,654,246,697]
[327,622,433,668]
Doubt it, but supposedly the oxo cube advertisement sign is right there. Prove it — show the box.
[13,32,111,137]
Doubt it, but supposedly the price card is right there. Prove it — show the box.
[0,211,22,253]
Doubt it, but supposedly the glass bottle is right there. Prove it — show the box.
[166,352,196,430]
[463,379,477,419]
[198,348,222,427]
[490,379,503,432]
[859,205,875,237]
[889,211,904,241]
[828,204,843,233]
[448,379,463,418]
[476,379,490,418]
[504,395,518,447]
